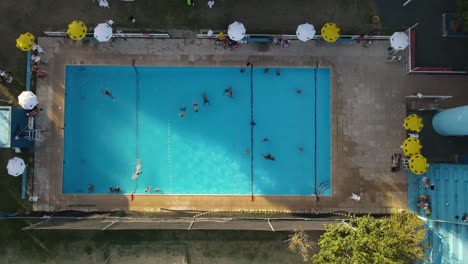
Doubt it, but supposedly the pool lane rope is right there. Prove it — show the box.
[132,62,140,195]
[250,64,255,202]
[168,121,173,193]
[313,63,318,196]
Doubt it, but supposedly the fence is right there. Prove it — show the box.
[43,31,170,39]
[9,214,351,231]
[196,29,391,41]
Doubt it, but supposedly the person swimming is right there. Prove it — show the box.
[262,153,276,161]
[132,160,142,180]
[202,92,210,105]
[101,90,115,101]
[179,104,186,118]
[261,137,269,142]
[296,89,303,94]
[224,87,233,98]
[193,99,199,112]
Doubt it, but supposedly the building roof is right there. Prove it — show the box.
[0,106,12,148]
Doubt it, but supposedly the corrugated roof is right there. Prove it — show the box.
[408,164,468,263]
[0,106,12,148]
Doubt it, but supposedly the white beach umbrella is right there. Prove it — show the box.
[228,21,246,41]
[296,23,316,42]
[94,23,113,42]
[18,91,38,110]
[7,157,26,177]
[390,32,409,50]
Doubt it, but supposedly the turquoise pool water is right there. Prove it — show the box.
[63,66,331,195]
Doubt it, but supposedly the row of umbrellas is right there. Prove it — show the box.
[229,21,408,49]
[17,21,409,50]
[16,20,112,51]
[227,21,340,43]
[67,20,113,42]
[401,114,429,175]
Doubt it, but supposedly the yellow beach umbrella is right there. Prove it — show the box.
[401,137,422,156]
[404,114,423,132]
[409,154,429,175]
[321,23,340,43]
[67,20,87,40]
[16,32,35,51]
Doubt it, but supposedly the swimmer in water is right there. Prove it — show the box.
[101,90,115,101]
[262,153,276,161]
[224,87,233,98]
[193,99,199,112]
[179,104,186,118]
[202,92,210,106]
[132,160,141,180]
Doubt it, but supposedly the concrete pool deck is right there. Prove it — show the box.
[32,36,468,213]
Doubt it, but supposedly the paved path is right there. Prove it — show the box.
[32,36,468,214]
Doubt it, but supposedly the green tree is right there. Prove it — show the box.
[312,211,426,264]
[458,0,468,30]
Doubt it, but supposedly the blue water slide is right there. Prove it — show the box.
[433,105,468,136]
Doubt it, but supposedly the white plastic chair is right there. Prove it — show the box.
[28,196,39,202]
[350,193,361,201]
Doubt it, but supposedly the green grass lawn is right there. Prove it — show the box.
[0,148,32,213]
[0,220,310,263]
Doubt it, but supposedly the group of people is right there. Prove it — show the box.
[355,32,375,47]
[256,138,305,161]
[456,213,468,222]
[88,184,120,193]
[2,44,45,85]
[178,87,234,118]
[214,32,240,50]
[144,186,161,193]
[391,153,407,172]
[416,194,431,215]
[420,176,465,219]
[26,107,43,118]
[108,187,121,192]
[243,66,282,75]
[420,177,468,222]
[415,177,434,215]
[31,43,47,80]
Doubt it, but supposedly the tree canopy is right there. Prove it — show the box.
[312,211,426,264]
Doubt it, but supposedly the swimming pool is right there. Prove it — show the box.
[63,66,331,195]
